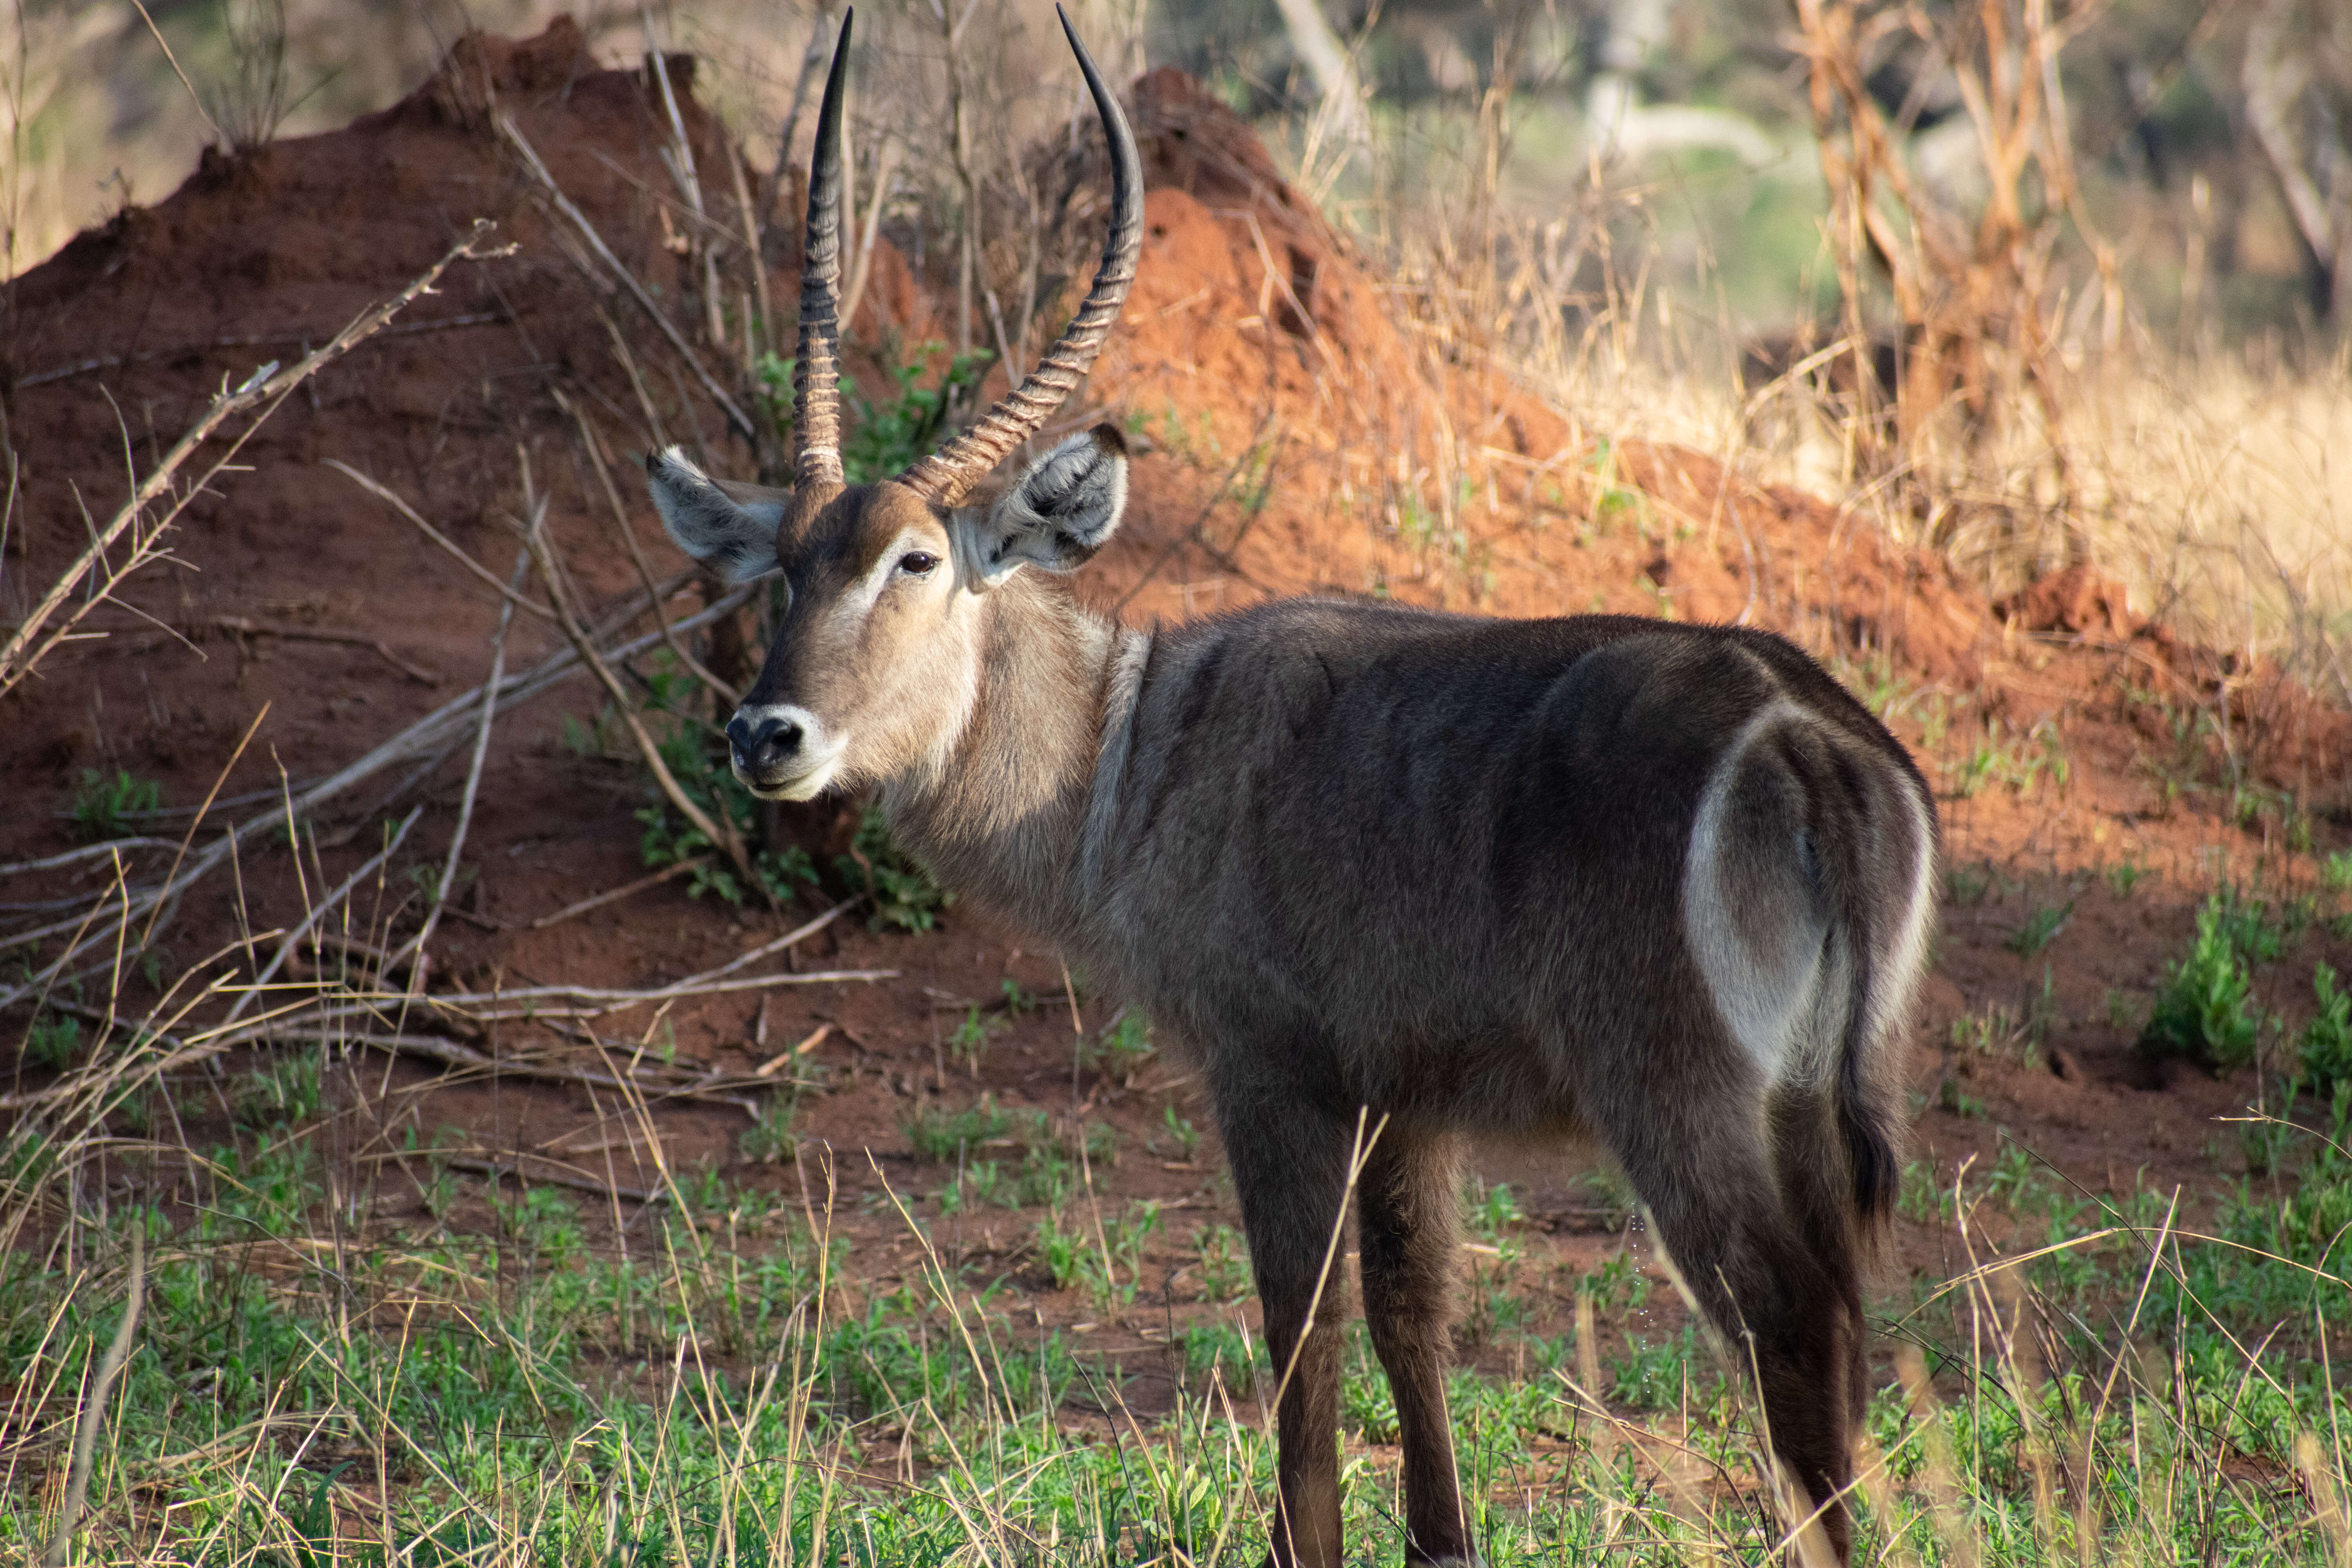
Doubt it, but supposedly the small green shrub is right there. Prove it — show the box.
[71,768,163,841]
[740,1093,800,1164]
[837,807,951,933]
[22,1011,80,1069]
[1898,1160,1954,1225]
[1193,1223,1252,1302]
[2298,964,2352,1097]
[904,1095,1015,1162]
[495,1186,586,1267]
[2210,883,2287,965]
[2005,900,2074,956]
[1079,1009,1154,1085]
[948,1004,1005,1069]
[1034,1210,1087,1292]
[759,341,995,482]
[1181,1318,1259,1395]
[1154,1103,1203,1161]
[1466,1178,1524,1241]
[2137,900,2261,1072]
[1610,1325,1714,1410]
[232,1047,323,1128]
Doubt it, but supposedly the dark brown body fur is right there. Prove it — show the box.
[882,598,1939,1566]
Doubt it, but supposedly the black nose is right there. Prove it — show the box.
[726,713,803,773]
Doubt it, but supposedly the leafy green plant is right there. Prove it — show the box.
[22,1011,80,1069]
[1948,717,2068,799]
[1179,1318,1259,1395]
[2005,899,2074,956]
[70,767,162,841]
[1578,1164,1638,1228]
[1938,1076,1987,1119]
[2138,900,2261,1072]
[1610,1325,1715,1410]
[2298,964,2352,1097]
[1466,1178,1524,1241]
[1154,1103,1203,1161]
[1079,1009,1154,1085]
[1462,1219,1530,1348]
[948,1005,1005,1069]
[1033,1210,1087,1292]
[2322,850,2352,895]
[1984,1142,2052,1213]
[904,1096,1015,1162]
[232,1048,323,1129]
[495,1185,586,1268]
[1898,1160,1955,1225]
[759,340,994,481]
[1029,1201,1161,1310]
[1952,1004,2025,1062]
[2210,883,2287,965]
[1193,1223,1252,1302]
[1577,1250,1651,1310]
[2103,857,2146,896]
[837,806,951,933]
[740,1093,801,1164]
[406,858,474,907]
[1945,863,1992,904]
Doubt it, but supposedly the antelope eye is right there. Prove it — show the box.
[898,551,940,576]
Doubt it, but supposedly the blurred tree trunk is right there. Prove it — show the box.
[1272,0,1370,151]
[2245,0,2352,323]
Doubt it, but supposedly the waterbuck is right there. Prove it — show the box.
[646,11,1937,1563]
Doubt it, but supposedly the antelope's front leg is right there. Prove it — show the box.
[1221,1093,1354,1568]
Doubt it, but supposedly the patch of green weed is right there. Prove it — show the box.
[837,806,950,933]
[70,767,162,841]
[2138,897,2263,1072]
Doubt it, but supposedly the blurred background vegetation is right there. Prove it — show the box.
[8,0,2349,348]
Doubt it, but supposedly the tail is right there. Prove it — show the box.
[1830,766,1937,1226]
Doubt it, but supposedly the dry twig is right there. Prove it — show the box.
[499,118,755,442]
[530,855,714,929]
[38,1230,143,1568]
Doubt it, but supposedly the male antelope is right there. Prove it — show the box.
[648,11,1936,1563]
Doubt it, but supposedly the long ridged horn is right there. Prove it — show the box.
[793,10,854,487]
[896,4,1142,506]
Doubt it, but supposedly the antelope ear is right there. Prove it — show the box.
[956,425,1129,588]
[645,446,785,584]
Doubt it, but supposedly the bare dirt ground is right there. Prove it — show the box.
[6,21,2350,1427]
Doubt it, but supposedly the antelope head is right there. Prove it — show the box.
[646,7,1142,803]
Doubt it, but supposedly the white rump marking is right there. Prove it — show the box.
[1863,774,1937,1050]
[1682,701,1827,1083]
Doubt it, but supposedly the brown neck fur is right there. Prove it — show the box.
[877,573,1119,945]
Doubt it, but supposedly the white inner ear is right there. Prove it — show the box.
[646,447,784,585]
[973,433,1130,585]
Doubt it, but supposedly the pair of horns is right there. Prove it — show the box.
[791,5,1143,506]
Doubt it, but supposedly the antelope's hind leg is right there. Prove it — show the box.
[1357,1127,1479,1566]
[1592,1082,1862,1563]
